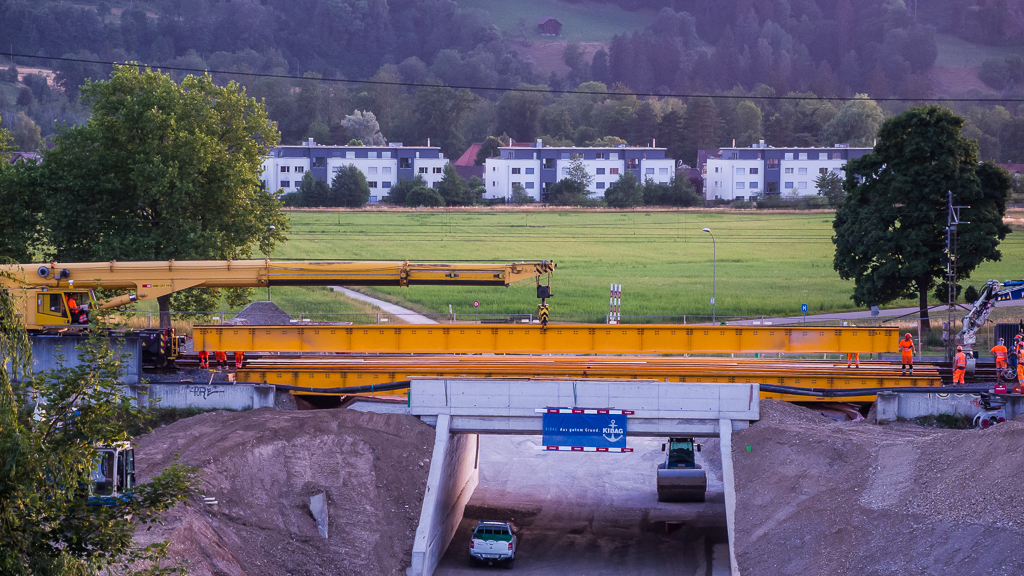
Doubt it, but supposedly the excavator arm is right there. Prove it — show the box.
[0,259,556,329]
[956,279,1024,350]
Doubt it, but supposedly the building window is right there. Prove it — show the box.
[332,166,341,173]
[280,166,290,172]
[492,181,496,186]
[400,158,412,168]
[512,181,521,188]
[610,168,619,175]
[544,158,555,169]
[560,153,570,159]
[368,151,378,159]
[646,168,655,175]
[798,181,808,189]
[799,153,807,160]
[596,168,605,175]
[368,166,378,174]
[370,195,377,202]
[526,168,534,174]
[346,151,355,158]
[418,167,428,174]
[512,167,521,174]
[382,151,392,159]
[313,157,325,168]
[715,167,720,173]
[766,158,779,169]
[281,180,290,188]
[368,181,378,188]
[383,181,392,188]
[597,182,606,189]
[785,182,794,189]
[736,167,745,175]
[525,182,535,189]
[750,182,757,188]
[831,152,842,160]
[736,182,745,189]
[785,153,794,160]
[296,166,305,173]
[749,167,758,174]
[627,159,638,169]
[383,167,392,174]
[785,168,794,174]
[432,182,440,189]
[798,167,807,175]
[659,167,669,175]
[595,152,605,159]
[610,153,618,160]
[433,167,442,174]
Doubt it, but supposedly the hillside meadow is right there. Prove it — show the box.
[248,209,1024,323]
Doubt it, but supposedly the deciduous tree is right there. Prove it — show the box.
[604,171,643,207]
[329,164,371,207]
[40,65,289,327]
[833,105,1012,334]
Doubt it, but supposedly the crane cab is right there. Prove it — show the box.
[34,289,95,327]
[88,442,135,506]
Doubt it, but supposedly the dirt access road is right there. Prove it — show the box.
[434,435,729,575]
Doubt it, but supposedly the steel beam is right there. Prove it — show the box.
[198,324,898,354]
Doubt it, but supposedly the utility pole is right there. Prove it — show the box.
[945,191,968,361]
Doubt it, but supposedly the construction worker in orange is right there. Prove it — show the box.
[67,295,80,324]
[898,333,916,376]
[846,352,860,368]
[953,345,967,385]
[1016,334,1024,391]
[198,350,209,369]
[991,338,1008,371]
[215,351,228,368]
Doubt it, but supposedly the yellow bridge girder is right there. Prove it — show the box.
[235,356,941,403]
[197,324,898,354]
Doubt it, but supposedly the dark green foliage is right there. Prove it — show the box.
[406,187,445,207]
[965,285,980,304]
[548,178,590,206]
[0,125,44,262]
[330,165,370,208]
[833,105,1011,332]
[292,171,330,207]
[436,164,475,206]
[979,56,1024,90]
[604,172,643,207]
[475,136,503,166]
[0,310,198,575]
[510,184,533,205]
[39,65,288,327]
[388,175,428,206]
[816,171,845,207]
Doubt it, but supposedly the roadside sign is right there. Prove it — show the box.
[540,409,630,451]
[473,300,479,308]
[801,303,808,313]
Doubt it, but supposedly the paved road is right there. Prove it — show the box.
[434,435,729,576]
[726,299,1024,327]
[330,286,438,324]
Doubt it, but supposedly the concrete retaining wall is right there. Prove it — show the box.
[876,392,1024,423]
[28,333,142,384]
[130,383,275,411]
[407,415,480,576]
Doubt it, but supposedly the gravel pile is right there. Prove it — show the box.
[733,399,1024,575]
[223,301,293,325]
[133,407,435,576]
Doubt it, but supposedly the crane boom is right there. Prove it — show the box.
[0,259,556,330]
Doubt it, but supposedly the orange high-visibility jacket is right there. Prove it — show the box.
[992,345,1008,361]
[954,352,967,369]
[899,337,915,352]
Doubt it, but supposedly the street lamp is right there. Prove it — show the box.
[702,228,716,323]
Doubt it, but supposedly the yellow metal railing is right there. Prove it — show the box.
[197,324,898,354]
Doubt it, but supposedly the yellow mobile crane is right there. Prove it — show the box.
[0,259,556,365]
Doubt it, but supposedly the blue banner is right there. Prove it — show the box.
[542,412,628,449]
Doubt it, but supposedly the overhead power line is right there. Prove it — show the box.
[5,51,1024,104]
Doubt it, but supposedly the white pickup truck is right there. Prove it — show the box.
[469,520,517,568]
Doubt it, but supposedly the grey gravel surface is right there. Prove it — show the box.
[222,300,293,325]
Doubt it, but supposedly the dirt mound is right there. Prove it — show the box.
[133,408,435,576]
[733,400,1024,575]
[224,301,293,325]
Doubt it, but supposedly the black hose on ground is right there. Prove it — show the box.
[759,384,991,397]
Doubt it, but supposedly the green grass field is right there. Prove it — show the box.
[456,0,657,43]
[264,209,1024,322]
[934,34,1023,68]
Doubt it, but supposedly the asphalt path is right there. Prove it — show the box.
[727,298,1024,326]
[433,435,729,576]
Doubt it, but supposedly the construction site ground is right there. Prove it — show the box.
[131,398,1024,575]
[132,407,435,576]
